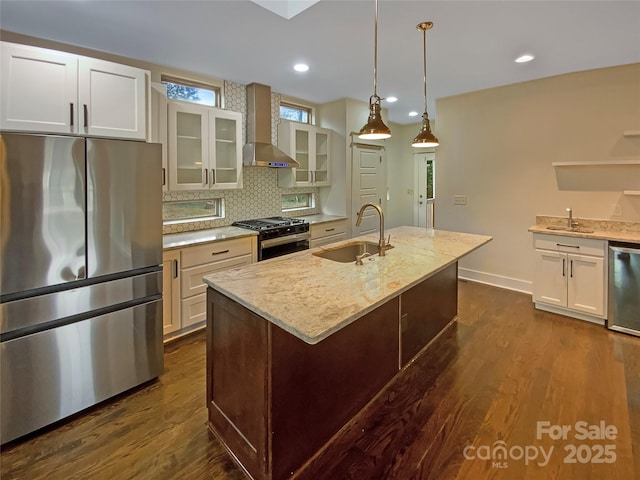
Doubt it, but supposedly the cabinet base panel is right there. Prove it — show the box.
[534,302,605,325]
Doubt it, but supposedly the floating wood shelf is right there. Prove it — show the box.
[623,130,640,137]
[623,190,640,196]
[552,160,640,167]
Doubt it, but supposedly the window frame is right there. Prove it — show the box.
[281,192,315,212]
[279,100,313,125]
[161,74,221,108]
[162,198,225,225]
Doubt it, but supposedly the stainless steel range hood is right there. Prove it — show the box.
[243,82,300,168]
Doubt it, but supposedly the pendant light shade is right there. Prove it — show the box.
[412,21,439,148]
[359,0,391,140]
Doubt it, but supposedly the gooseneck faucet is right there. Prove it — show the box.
[355,203,388,256]
[567,207,578,229]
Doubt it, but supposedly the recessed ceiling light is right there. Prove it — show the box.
[515,54,535,63]
[409,111,419,117]
[386,96,398,103]
[293,63,309,72]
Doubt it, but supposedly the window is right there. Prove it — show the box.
[162,199,224,224]
[280,102,311,124]
[161,75,220,107]
[281,193,314,211]
[426,160,434,199]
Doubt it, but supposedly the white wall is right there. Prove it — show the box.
[434,64,640,293]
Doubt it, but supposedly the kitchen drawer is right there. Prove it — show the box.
[181,254,252,298]
[533,234,606,257]
[181,237,253,268]
[310,220,347,241]
[310,232,347,249]
[181,293,206,328]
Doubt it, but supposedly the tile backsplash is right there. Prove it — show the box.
[163,80,318,235]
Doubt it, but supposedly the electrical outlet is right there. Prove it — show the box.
[612,204,622,216]
[453,195,467,206]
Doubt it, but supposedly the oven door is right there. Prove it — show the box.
[260,232,310,261]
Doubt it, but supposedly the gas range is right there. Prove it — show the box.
[233,216,307,232]
[232,217,310,260]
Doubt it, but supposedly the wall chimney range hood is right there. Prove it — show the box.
[243,82,299,168]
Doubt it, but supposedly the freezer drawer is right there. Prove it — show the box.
[0,299,163,444]
[0,270,162,337]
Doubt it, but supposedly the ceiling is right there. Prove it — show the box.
[1,0,639,124]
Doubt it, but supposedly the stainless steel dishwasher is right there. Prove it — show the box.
[608,242,640,336]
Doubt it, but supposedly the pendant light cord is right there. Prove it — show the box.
[373,0,379,99]
[422,25,427,113]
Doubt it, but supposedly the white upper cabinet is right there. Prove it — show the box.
[167,100,242,191]
[78,58,147,139]
[1,42,148,140]
[1,43,78,134]
[277,120,331,187]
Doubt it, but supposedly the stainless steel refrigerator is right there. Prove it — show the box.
[0,133,164,444]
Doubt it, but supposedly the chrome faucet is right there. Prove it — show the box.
[355,203,389,256]
[567,207,578,229]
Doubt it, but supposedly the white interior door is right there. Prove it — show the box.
[413,152,435,228]
[352,143,386,236]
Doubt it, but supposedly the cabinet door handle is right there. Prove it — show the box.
[210,169,216,185]
[203,169,208,187]
[570,259,574,278]
[325,228,335,232]
[162,167,166,186]
[172,259,179,279]
[562,258,566,277]
[211,249,230,256]
[70,103,74,126]
[83,104,88,128]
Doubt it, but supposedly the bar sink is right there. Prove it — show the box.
[546,226,594,234]
[313,241,392,263]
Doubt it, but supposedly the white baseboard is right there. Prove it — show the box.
[458,267,532,295]
[533,302,606,326]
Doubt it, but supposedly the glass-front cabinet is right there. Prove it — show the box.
[168,100,242,190]
[277,120,331,187]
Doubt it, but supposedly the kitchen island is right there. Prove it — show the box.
[203,226,491,480]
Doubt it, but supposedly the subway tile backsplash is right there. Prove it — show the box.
[162,80,318,235]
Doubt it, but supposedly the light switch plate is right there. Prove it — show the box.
[453,195,467,205]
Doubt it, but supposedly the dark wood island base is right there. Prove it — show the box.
[206,263,458,480]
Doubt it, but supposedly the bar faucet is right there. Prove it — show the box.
[355,203,389,256]
[566,207,578,229]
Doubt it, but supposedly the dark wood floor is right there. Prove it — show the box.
[2,281,638,480]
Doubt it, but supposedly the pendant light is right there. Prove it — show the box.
[412,21,439,148]
[358,0,391,140]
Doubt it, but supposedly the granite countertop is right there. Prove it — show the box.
[204,226,492,345]
[528,216,640,244]
[297,214,348,225]
[163,226,258,250]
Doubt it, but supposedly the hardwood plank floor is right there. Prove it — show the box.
[2,281,638,480]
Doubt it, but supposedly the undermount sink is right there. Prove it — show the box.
[546,225,594,234]
[313,241,392,263]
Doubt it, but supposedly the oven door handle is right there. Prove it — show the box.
[261,232,310,249]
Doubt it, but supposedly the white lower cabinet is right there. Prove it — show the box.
[310,219,347,248]
[162,236,257,340]
[532,234,606,322]
[162,250,181,335]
